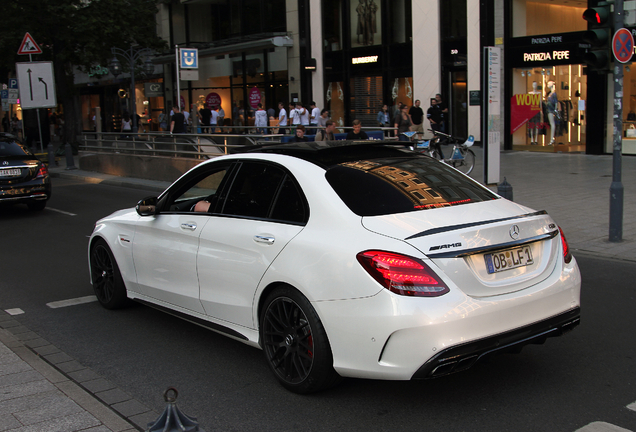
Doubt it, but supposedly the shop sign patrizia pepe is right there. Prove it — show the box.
[510,93,541,134]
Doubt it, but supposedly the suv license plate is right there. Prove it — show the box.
[484,246,534,274]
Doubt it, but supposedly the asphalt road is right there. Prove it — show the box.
[1,177,635,432]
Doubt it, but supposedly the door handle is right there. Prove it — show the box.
[254,235,275,245]
[181,223,197,231]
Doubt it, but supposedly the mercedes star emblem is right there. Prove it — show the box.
[510,225,520,240]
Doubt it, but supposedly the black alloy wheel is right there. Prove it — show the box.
[90,239,128,309]
[261,286,341,394]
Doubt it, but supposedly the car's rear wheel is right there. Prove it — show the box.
[90,239,128,309]
[260,286,341,394]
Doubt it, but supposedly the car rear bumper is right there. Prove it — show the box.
[317,257,581,380]
[411,306,580,379]
[0,180,51,203]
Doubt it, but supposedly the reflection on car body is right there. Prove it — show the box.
[88,141,581,393]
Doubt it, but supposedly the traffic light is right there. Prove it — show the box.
[582,2,613,72]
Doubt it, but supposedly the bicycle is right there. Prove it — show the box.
[411,129,476,175]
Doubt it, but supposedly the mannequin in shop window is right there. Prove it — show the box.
[529,81,542,145]
[546,81,559,145]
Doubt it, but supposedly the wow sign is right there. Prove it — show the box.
[511,93,542,134]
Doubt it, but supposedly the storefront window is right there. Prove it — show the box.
[81,94,100,131]
[391,77,413,118]
[350,76,383,127]
[511,65,586,151]
[622,68,636,154]
[388,0,411,44]
[326,81,345,132]
[512,0,586,37]
[323,0,343,52]
[350,0,381,48]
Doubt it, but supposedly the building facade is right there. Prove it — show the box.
[74,0,632,157]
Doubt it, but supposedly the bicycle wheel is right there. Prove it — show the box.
[452,148,475,175]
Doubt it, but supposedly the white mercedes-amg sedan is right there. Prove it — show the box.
[88,142,581,393]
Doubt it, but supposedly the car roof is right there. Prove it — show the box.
[233,141,418,169]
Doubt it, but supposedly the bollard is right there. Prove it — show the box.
[64,143,77,170]
[497,177,513,201]
[47,143,56,167]
[147,387,199,432]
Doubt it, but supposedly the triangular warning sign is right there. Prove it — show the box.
[17,32,42,55]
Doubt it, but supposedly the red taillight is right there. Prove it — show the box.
[356,250,449,297]
[36,164,49,179]
[559,227,573,264]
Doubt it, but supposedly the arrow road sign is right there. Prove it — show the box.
[16,62,57,109]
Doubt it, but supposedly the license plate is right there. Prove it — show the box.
[0,168,21,177]
[484,245,534,274]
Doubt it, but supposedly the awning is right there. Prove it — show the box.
[151,35,293,64]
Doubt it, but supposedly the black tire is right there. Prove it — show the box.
[260,286,341,394]
[27,200,47,211]
[90,238,128,309]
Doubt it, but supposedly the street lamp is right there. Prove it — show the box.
[109,45,155,133]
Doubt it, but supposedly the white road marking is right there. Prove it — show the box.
[628,401,636,412]
[4,308,25,315]
[575,422,633,432]
[46,295,98,309]
[46,207,77,216]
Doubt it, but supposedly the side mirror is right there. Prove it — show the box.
[136,196,158,216]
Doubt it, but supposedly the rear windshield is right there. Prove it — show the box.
[325,155,498,216]
[0,140,33,157]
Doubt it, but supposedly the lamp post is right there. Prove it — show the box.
[109,46,155,133]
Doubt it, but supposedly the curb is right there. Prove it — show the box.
[0,312,159,431]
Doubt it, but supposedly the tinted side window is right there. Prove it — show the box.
[270,176,308,224]
[222,162,285,219]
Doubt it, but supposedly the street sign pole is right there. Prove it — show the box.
[175,46,180,114]
[610,0,626,242]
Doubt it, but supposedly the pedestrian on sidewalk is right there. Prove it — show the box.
[394,103,412,141]
[409,99,424,137]
[278,102,288,135]
[170,106,186,134]
[255,103,268,134]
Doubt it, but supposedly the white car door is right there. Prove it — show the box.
[197,161,308,328]
[133,162,233,314]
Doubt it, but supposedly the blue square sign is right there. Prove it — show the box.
[180,48,198,69]
[9,78,18,89]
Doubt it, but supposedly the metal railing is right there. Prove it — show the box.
[79,126,396,159]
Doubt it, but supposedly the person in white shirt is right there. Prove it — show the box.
[290,102,301,126]
[298,103,310,127]
[278,102,288,135]
[309,101,321,135]
[209,108,219,133]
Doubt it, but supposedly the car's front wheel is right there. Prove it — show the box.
[260,286,341,394]
[90,238,128,309]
